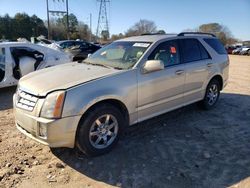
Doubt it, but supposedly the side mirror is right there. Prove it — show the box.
[142,60,164,74]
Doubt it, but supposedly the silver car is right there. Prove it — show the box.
[13,32,229,156]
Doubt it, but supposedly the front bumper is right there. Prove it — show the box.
[14,95,81,148]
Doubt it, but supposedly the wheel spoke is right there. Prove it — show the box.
[95,119,102,126]
[107,130,115,137]
[90,131,98,137]
[103,136,108,145]
[105,115,110,124]
[107,122,117,130]
[95,136,102,145]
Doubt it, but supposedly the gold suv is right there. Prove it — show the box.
[14,32,229,156]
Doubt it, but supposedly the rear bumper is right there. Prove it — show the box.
[14,103,81,148]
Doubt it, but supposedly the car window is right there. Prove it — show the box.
[0,48,5,81]
[148,40,180,67]
[0,48,5,64]
[198,41,211,59]
[204,38,227,54]
[86,41,151,69]
[180,39,203,63]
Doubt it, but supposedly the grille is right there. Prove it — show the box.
[16,89,38,111]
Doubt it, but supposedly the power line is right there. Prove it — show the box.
[46,0,69,40]
[96,0,110,40]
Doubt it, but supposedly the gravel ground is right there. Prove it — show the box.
[0,55,250,188]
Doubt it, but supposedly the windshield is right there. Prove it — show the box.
[85,41,151,69]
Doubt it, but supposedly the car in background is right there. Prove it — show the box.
[239,46,250,55]
[0,42,72,88]
[14,32,229,156]
[232,47,243,55]
[226,46,236,54]
[57,40,101,61]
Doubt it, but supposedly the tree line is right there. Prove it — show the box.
[0,13,238,45]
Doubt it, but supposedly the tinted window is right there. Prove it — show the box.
[148,40,180,67]
[180,39,201,63]
[198,42,210,59]
[204,38,227,54]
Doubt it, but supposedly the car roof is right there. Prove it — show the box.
[117,33,215,43]
[0,42,39,47]
[117,34,177,43]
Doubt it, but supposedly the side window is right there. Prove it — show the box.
[148,40,180,67]
[0,48,6,82]
[0,48,5,64]
[198,41,211,59]
[204,38,227,54]
[180,39,201,63]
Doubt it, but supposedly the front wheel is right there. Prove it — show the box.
[199,79,220,110]
[76,104,125,156]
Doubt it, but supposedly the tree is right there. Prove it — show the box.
[198,23,234,45]
[30,15,47,37]
[125,19,157,37]
[57,13,78,34]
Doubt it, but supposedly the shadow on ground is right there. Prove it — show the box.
[52,92,250,188]
[0,86,16,110]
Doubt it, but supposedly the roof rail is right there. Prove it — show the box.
[177,32,216,37]
[141,32,165,36]
[141,32,177,36]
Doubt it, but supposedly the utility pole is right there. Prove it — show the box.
[89,13,92,42]
[46,0,50,39]
[66,0,69,40]
[46,0,69,40]
[96,0,110,41]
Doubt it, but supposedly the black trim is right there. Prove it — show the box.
[178,32,216,37]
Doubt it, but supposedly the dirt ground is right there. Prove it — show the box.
[0,55,250,188]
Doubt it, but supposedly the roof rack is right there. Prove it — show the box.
[141,32,165,36]
[177,32,216,37]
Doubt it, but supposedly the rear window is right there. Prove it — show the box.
[204,38,227,54]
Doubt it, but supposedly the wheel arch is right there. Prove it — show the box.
[208,74,223,90]
[76,98,130,136]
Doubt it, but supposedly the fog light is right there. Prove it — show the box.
[39,124,47,139]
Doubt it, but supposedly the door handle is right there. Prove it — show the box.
[175,70,184,75]
[207,63,213,67]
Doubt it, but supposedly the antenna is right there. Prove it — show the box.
[96,0,110,41]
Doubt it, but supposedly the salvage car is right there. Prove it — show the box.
[14,32,229,156]
[0,42,72,88]
[57,40,101,61]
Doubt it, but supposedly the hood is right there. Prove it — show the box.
[19,62,121,96]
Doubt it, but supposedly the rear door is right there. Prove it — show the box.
[180,38,212,104]
[137,40,185,121]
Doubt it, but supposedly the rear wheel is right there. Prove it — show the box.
[76,104,125,156]
[200,79,220,110]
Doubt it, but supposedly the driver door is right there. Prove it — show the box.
[137,40,185,122]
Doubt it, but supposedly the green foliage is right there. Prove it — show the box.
[0,13,47,40]
[198,23,236,45]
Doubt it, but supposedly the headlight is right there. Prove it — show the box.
[40,91,66,119]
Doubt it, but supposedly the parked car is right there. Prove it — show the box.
[232,47,243,55]
[226,46,236,54]
[239,46,250,55]
[57,40,101,61]
[0,42,72,88]
[14,32,229,156]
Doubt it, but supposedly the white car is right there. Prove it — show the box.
[0,42,73,88]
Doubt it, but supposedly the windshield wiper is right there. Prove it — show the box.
[82,61,112,69]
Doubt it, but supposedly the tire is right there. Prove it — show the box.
[199,79,220,110]
[76,103,125,156]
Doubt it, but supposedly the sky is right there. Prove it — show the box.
[0,0,249,40]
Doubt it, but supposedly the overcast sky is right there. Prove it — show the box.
[0,0,249,40]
